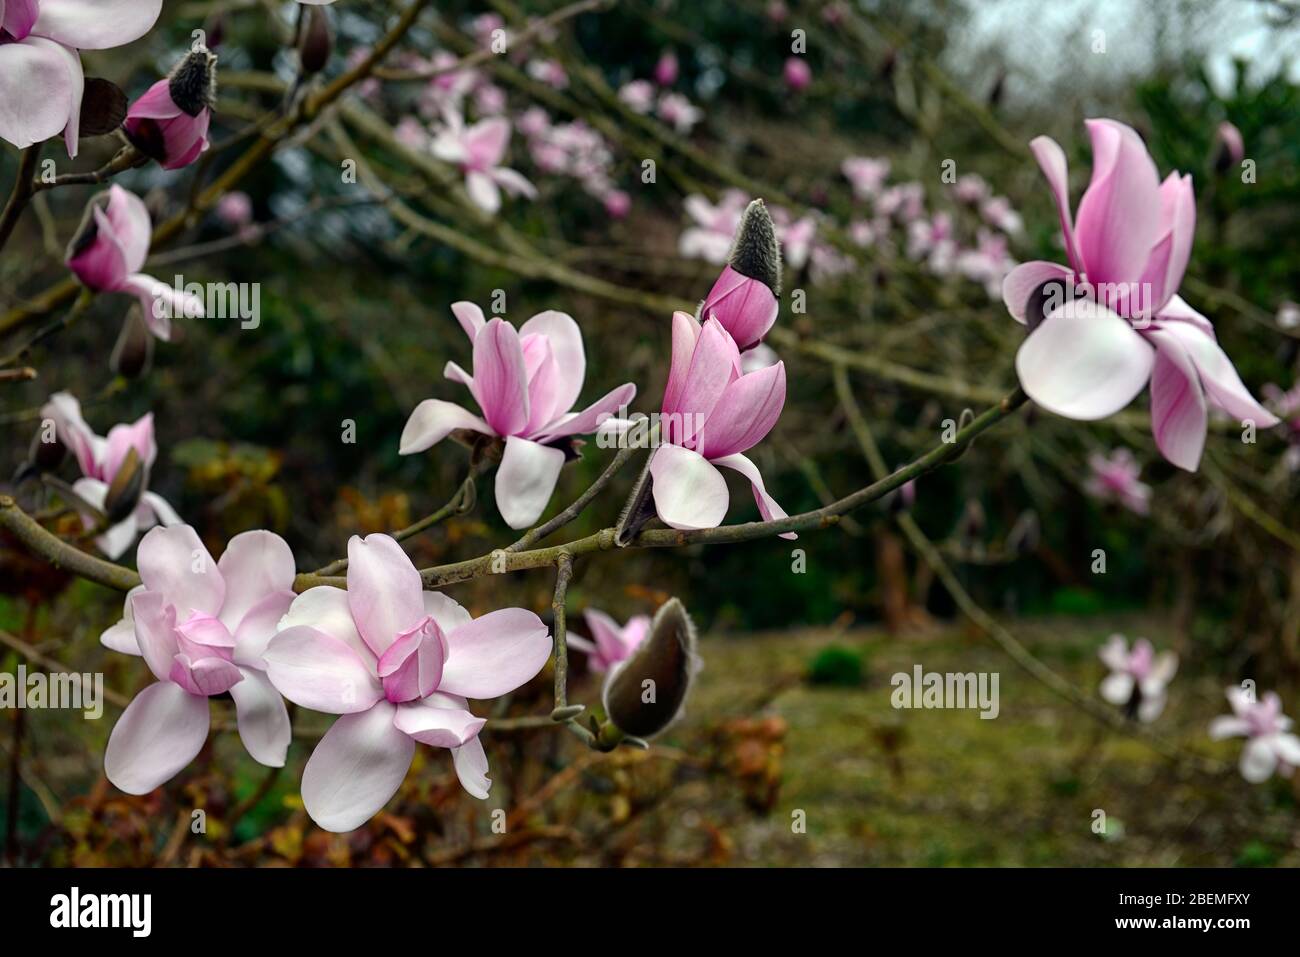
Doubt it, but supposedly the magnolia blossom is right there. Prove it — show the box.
[526,58,567,90]
[700,263,779,351]
[569,609,650,673]
[65,185,204,340]
[776,214,816,271]
[783,56,812,92]
[979,195,1022,235]
[955,229,1015,298]
[1209,687,1300,783]
[41,392,180,558]
[264,534,552,830]
[417,52,477,116]
[906,212,956,267]
[679,191,748,263]
[122,47,215,170]
[1098,634,1176,722]
[877,182,925,222]
[1083,448,1151,515]
[602,189,631,219]
[842,156,890,200]
[103,526,296,793]
[650,313,793,536]
[657,92,702,134]
[0,0,162,156]
[618,79,655,114]
[215,191,253,229]
[1001,118,1278,470]
[952,173,990,204]
[431,114,536,214]
[653,50,678,86]
[401,303,637,528]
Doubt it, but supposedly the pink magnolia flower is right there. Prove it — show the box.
[775,213,816,270]
[1083,448,1151,515]
[1099,634,1176,722]
[400,303,637,528]
[122,47,215,170]
[1001,118,1278,470]
[1209,687,1300,783]
[955,229,1014,298]
[102,525,296,793]
[41,391,181,558]
[979,195,1022,235]
[700,264,779,351]
[656,92,702,134]
[783,56,812,92]
[473,83,507,116]
[877,182,925,222]
[618,79,655,114]
[842,156,890,200]
[602,189,631,219]
[569,609,650,673]
[650,313,793,536]
[264,534,552,830]
[526,57,568,90]
[516,106,551,138]
[431,113,536,214]
[952,173,990,204]
[0,0,162,156]
[679,191,748,263]
[653,50,678,87]
[65,185,204,340]
[215,191,252,229]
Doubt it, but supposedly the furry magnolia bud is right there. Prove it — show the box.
[110,307,154,379]
[727,199,782,295]
[602,598,698,738]
[169,46,218,117]
[104,447,147,523]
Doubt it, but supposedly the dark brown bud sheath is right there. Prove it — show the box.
[110,306,154,379]
[104,447,147,524]
[78,78,128,138]
[603,598,698,738]
[169,46,218,117]
[726,199,782,295]
[298,4,334,76]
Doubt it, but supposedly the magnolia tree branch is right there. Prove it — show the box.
[0,146,42,254]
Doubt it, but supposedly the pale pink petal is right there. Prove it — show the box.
[491,167,536,199]
[393,698,485,747]
[1241,737,1277,782]
[1100,672,1135,705]
[138,491,182,528]
[101,414,155,481]
[0,37,82,155]
[663,310,702,415]
[137,524,225,618]
[439,608,552,699]
[1153,319,1280,427]
[103,184,150,273]
[346,533,426,658]
[522,339,565,435]
[1074,119,1163,289]
[41,392,101,478]
[1208,715,1250,739]
[230,667,291,767]
[33,0,163,50]
[100,585,145,655]
[376,617,446,703]
[465,171,501,213]
[534,382,637,442]
[1140,172,1195,313]
[583,609,626,665]
[1145,328,1208,471]
[263,625,384,714]
[713,452,797,539]
[451,735,491,799]
[422,591,473,636]
[130,589,179,682]
[649,443,729,531]
[1028,135,1082,274]
[450,301,486,341]
[104,681,209,795]
[473,318,530,435]
[698,362,786,459]
[216,530,296,632]
[300,701,414,832]
[230,588,296,669]
[519,310,586,414]
[494,436,566,529]
[1014,299,1154,421]
[464,116,510,167]
[1000,260,1073,325]
[399,399,492,455]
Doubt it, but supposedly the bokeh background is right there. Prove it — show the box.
[2,0,1300,866]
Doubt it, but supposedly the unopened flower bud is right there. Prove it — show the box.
[103,446,147,523]
[110,307,154,379]
[1213,121,1244,174]
[698,199,782,350]
[298,5,334,76]
[603,598,698,739]
[124,47,217,170]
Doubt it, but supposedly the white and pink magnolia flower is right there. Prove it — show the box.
[618,79,655,114]
[102,525,296,793]
[431,113,536,214]
[1209,687,1300,783]
[877,181,925,222]
[526,57,568,90]
[516,106,551,138]
[955,229,1015,298]
[1098,634,1176,722]
[569,609,650,673]
[650,313,793,536]
[952,173,990,204]
[1083,448,1152,515]
[656,92,702,134]
[65,185,204,340]
[1001,118,1278,471]
[264,534,552,831]
[41,391,181,558]
[775,213,816,271]
[842,156,890,200]
[678,191,748,263]
[979,195,1022,235]
[0,0,162,156]
[400,303,637,529]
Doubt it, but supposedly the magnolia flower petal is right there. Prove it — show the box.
[1240,736,1277,782]
[534,382,636,441]
[0,37,82,154]
[279,586,376,675]
[519,310,586,414]
[451,735,491,799]
[673,320,741,428]
[1154,319,1280,427]
[662,310,702,414]
[450,301,486,341]
[1098,634,1128,672]
[103,184,150,274]
[465,170,501,213]
[393,699,486,748]
[399,399,492,455]
[301,701,414,832]
[104,681,209,795]
[713,452,797,539]
[473,318,530,435]
[1074,119,1162,289]
[346,533,426,658]
[1100,671,1134,706]
[263,625,383,714]
[1014,300,1154,421]
[1145,328,1208,472]
[1208,715,1250,740]
[699,362,786,459]
[649,444,729,531]
[495,436,566,529]
[42,391,101,477]
[216,530,296,632]
[34,0,163,50]
[439,607,552,699]
[230,668,291,767]
[422,591,474,636]
[137,524,225,618]
[584,609,627,665]
[1028,135,1082,274]
[101,585,145,655]
[139,491,182,527]
[231,588,296,669]
[1000,260,1073,325]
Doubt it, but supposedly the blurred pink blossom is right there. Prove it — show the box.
[1210,687,1300,782]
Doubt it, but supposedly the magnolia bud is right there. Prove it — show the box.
[110,307,154,379]
[603,598,698,738]
[103,447,147,523]
[727,199,782,295]
[169,46,218,117]
[14,428,66,484]
[298,5,334,76]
